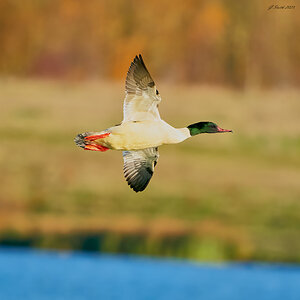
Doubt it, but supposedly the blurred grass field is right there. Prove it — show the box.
[0,79,300,262]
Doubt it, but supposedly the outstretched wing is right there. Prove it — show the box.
[122,147,159,192]
[123,54,161,122]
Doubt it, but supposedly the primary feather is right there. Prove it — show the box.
[123,147,159,192]
[123,54,161,122]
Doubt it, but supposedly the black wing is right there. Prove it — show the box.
[122,147,159,192]
[123,54,161,122]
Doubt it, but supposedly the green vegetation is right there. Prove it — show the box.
[0,79,300,262]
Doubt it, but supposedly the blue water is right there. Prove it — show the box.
[0,248,299,300]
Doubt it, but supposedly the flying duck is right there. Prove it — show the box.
[75,55,232,192]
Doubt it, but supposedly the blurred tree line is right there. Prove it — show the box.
[0,0,299,88]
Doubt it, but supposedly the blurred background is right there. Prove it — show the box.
[0,0,300,266]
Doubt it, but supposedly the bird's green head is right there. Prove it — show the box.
[187,121,232,136]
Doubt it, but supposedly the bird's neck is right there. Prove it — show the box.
[174,128,191,142]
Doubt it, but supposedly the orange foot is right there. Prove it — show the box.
[84,144,109,152]
[84,132,110,142]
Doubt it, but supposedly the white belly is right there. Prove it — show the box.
[98,121,190,150]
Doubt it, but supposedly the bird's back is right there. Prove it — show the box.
[102,120,188,151]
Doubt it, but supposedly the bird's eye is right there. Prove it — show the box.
[156,89,159,95]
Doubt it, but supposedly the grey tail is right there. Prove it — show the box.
[74,132,93,148]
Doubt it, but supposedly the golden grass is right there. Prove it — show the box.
[0,78,300,261]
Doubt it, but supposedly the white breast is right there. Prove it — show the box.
[101,120,190,150]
